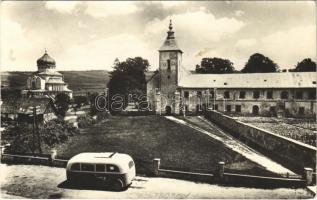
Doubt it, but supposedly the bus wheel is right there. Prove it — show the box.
[112,179,124,191]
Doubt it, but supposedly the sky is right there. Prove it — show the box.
[1,1,316,72]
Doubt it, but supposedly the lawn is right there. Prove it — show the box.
[53,115,279,176]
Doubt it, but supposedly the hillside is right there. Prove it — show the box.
[1,70,110,95]
[1,70,155,97]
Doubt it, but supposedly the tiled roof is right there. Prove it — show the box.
[18,97,53,114]
[1,97,53,114]
[178,69,316,89]
[159,38,182,52]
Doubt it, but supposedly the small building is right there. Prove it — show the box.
[1,97,21,121]
[17,97,57,123]
[1,97,57,124]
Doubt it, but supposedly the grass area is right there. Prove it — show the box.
[53,115,279,176]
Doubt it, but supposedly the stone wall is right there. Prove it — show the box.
[204,110,316,173]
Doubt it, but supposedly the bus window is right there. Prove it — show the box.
[96,164,106,172]
[81,164,94,172]
[106,164,119,172]
[128,160,134,169]
[71,163,80,171]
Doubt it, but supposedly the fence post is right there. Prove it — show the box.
[50,149,57,165]
[153,158,161,176]
[218,161,225,181]
[303,167,313,185]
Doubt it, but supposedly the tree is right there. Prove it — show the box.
[241,53,279,73]
[195,57,235,74]
[73,96,89,108]
[54,93,71,117]
[293,58,316,72]
[107,57,149,113]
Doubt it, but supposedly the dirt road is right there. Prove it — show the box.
[0,164,312,199]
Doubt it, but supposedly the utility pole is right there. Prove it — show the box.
[213,88,217,110]
[32,107,36,154]
[32,106,42,154]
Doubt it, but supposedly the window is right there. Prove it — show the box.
[197,91,202,97]
[235,105,241,112]
[81,164,94,172]
[226,105,231,112]
[295,91,303,99]
[298,107,305,115]
[308,91,316,99]
[167,75,170,79]
[224,91,230,99]
[281,91,289,99]
[106,164,119,172]
[210,91,214,98]
[253,91,260,99]
[214,104,218,110]
[167,59,171,71]
[239,91,245,99]
[128,160,134,169]
[96,164,106,172]
[270,106,276,113]
[267,91,273,99]
[71,163,80,171]
[184,91,189,98]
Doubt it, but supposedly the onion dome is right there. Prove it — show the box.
[159,20,182,53]
[37,49,56,71]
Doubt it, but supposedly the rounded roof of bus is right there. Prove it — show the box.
[67,152,133,170]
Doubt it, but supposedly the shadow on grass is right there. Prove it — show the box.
[57,179,128,192]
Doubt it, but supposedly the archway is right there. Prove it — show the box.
[165,106,172,115]
[252,105,259,115]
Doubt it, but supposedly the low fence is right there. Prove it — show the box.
[204,110,316,173]
[0,151,312,188]
[1,153,68,168]
[152,159,311,188]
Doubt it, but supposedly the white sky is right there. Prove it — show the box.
[1,1,316,71]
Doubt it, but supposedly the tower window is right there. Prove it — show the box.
[167,75,170,79]
[167,59,171,71]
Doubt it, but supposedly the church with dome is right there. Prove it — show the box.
[22,50,73,99]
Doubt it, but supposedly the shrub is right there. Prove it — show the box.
[77,115,93,128]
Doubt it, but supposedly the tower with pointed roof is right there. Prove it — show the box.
[158,20,183,114]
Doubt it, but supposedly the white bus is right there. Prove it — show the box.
[66,152,136,191]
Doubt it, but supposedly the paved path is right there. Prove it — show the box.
[0,164,312,199]
[165,116,296,175]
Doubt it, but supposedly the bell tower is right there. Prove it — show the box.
[158,20,183,114]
